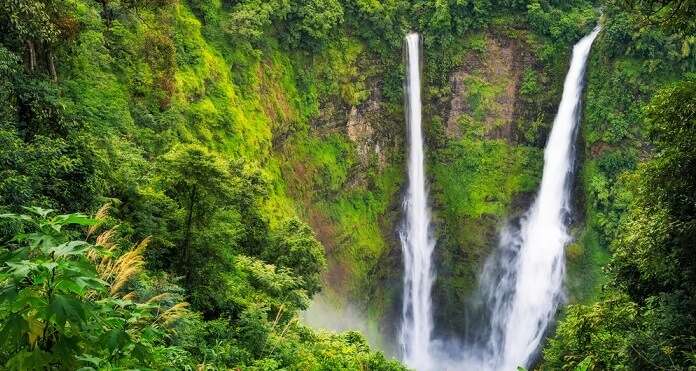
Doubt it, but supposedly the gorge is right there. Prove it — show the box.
[1,1,694,369]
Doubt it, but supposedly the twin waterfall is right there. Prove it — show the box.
[398,27,600,370]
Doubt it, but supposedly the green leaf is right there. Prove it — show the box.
[100,328,129,352]
[55,278,84,295]
[22,206,54,218]
[75,276,107,291]
[49,294,87,329]
[5,349,51,371]
[5,260,38,279]
[14,287,46,312]
[44,241,89,258]
[52,334,81,364]
[53,213,96,227]
[0,285,19,305]
[76,354,103,367]
[574,356,592,371]
[56,276,105,295]
[39,261,58,271]
[0,313,26,346]
[0,213,32,222]
[23,232,54,250]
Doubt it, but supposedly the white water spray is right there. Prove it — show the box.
[399,32,436,371]
[461,26,601,371]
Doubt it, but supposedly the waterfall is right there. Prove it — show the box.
[397,26,599,370]
[399,32,436,371]
[461,26,601,371]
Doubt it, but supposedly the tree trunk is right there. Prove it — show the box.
[183,185,197,287]
[48,50,57,82]
[27,40,36,72]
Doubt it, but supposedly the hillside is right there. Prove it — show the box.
[1,0,695,369]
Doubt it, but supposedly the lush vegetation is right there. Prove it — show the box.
[1,0,694,368]
[0,207,404,369]
[0,0,412,367]
[544,74,696,370]
[543,1,696,369]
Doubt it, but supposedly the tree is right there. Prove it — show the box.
[148,145,272,315]
[611,75,696,302]
[612,0,696,33]
[287,0,345,48]
[155,144,233,297]
[223,0,290,53]
[0,0,63,79]
[263,217,327,295]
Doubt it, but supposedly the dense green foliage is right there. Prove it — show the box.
[0,0,412,367]
[0,208,404,369]
[543,2,696,368]
[1,0,694,368]
[544,74,696,371]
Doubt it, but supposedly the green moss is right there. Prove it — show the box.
[284,129,402,301]
[432,138,541,220]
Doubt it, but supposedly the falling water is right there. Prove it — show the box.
[460,26,601,371]
[399,32,436,371]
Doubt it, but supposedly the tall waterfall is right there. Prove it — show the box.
[399,32,435,371]
[461,26,601,371]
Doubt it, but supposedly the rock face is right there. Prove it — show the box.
[290,64,405,341]
[445,34,536,142]
[311,81,399,185]
[345,85,389,171]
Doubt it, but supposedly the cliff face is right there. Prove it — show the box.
[278,44,406,343]
[290,26,574,341]
[445,34,533,141]
[425,30,555,336]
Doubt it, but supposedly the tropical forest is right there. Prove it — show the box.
[0,0,694,369]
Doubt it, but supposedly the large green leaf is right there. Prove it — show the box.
[0,313,27,346]
[52,213,96,228]
[55,278,85,295]
[14,287,46,312]
[22,232,54,250]
[5,260,38,279]
[76,354,104,368]
[4,349,51,371]
[100,328,130,352]
[0,285,19,305]
[39,261,58,271]
[49,294,87,329]
[55,276,105,295]
[44,241,89,258]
